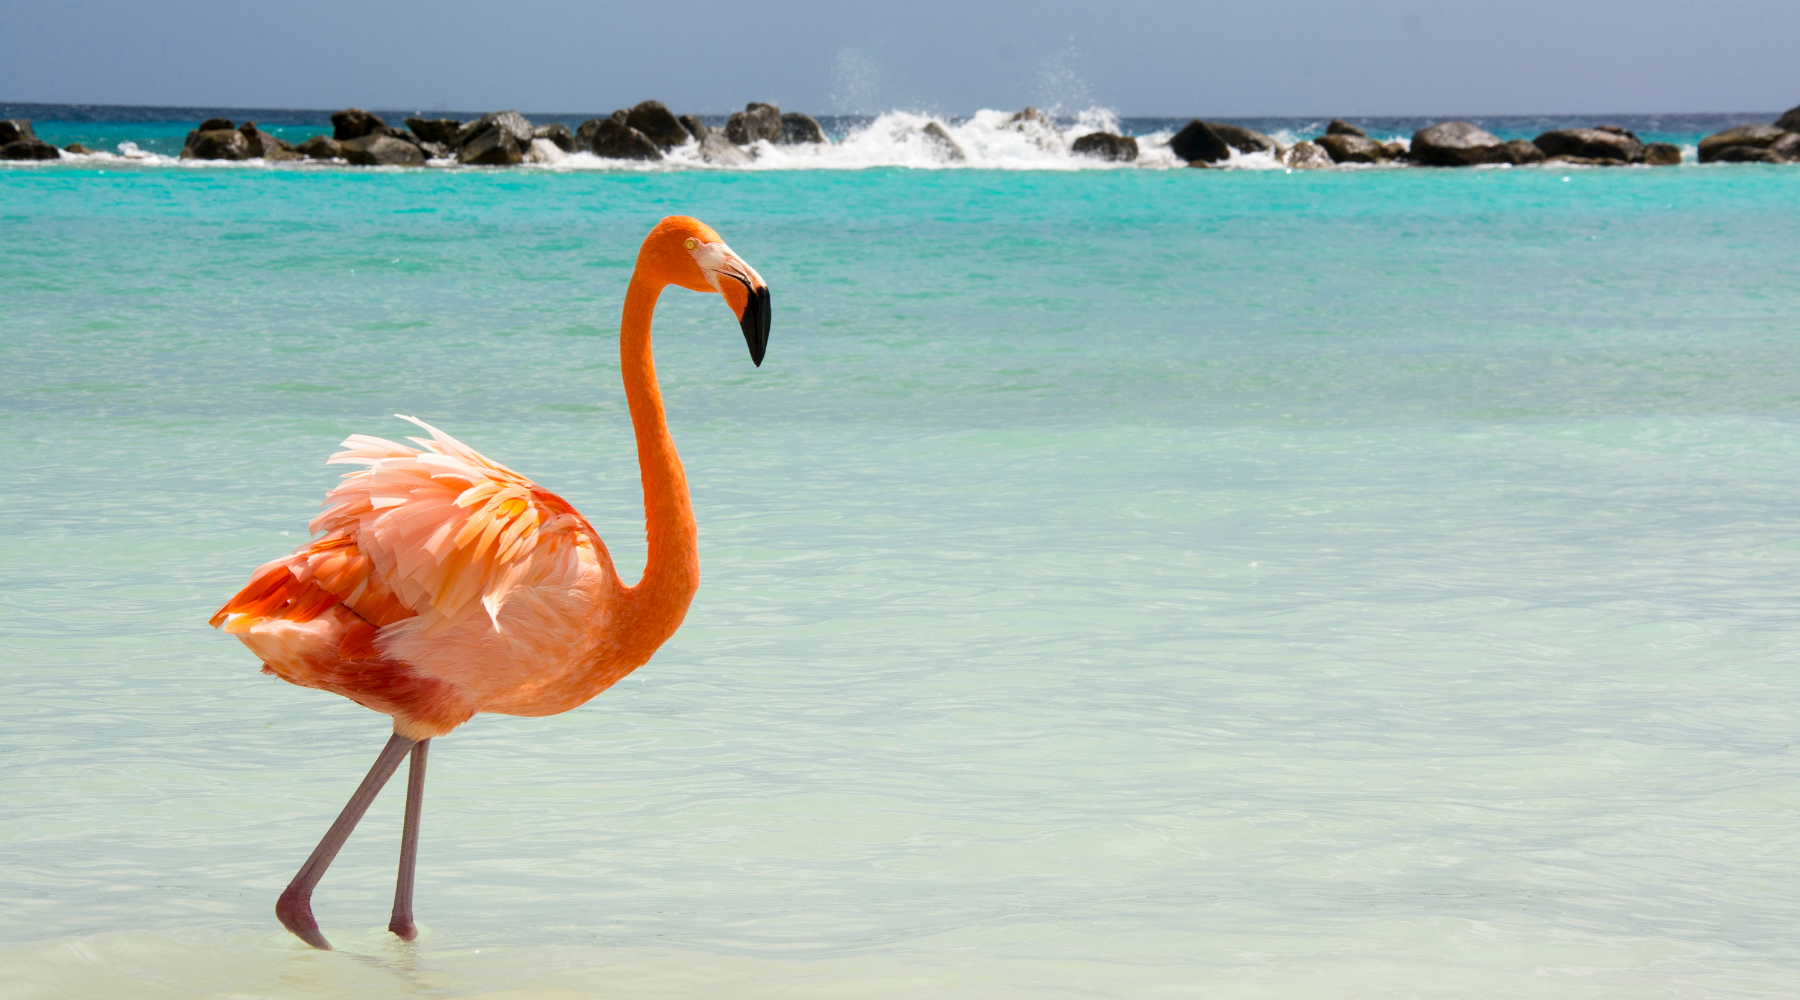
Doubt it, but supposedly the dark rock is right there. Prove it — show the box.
[1210,123,1278,155]
[1382,141,1407,158]
[63,143,94,154]
[0,139,60,160]
[1771,133,1800,160]
[920,121,965,162]
[779,112,826,145]
[624,101,690,149]
[1495,138,1547,165]
[725,102,783,145]
[576,118,606,150]
[296,135,342,159]
[1169,119,1230,163]
[1071,132,1138,161]
[1708,145,1786,164]
[181,128,251,160]
[331,108,386,141]
[586,118,662,160]
[1595,124,1641,142]
[678,115,709,142]
[1316,133,1389,163]
[1325,118,1367,138]
[457,111,534,148]
[240,122,299,161]
[1699,124,1788,162]
[1409,121,1506,166]
[457,127,524,165]
[1533,128,1644,163]
[1284,140,1333,169]
[418,141,450,160]
[198,117,234,132]
[341,134,426,166]
[0,119,38,144]
[1644,142,1682,166]
[405,118,464,147]
[1778,104,1800,132]
[533,123,576,152]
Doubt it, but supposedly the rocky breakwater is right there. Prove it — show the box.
[1,119,62,160]
[176,118,299,161]
[1167,118,1339,170]
[1698,104,1800,163]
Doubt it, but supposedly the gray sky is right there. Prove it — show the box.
[3,0,1796,116]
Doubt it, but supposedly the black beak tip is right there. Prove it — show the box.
[740,284,771,368]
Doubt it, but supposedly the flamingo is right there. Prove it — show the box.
[209,216,771,950]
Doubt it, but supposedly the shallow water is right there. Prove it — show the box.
[4,161,1800,997]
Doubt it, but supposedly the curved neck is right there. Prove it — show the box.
[617,272,699,642]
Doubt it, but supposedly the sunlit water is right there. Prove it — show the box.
[4,158,1800,998]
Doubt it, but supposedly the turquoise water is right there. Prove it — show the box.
[5,161,1800,997]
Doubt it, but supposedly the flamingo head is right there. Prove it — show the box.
[643,215,772,367]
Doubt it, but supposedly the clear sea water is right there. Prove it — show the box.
[5,107,1800,998]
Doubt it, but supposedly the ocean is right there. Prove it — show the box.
[4,105,1800,998]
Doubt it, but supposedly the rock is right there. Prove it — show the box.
[296,135,343,159]
[624,101,690,149]
[1382,141,1407,158]
[181,128,251,160]
[417,141,450,160]
[1316,133,1389,164]
[1772,133,1800,159]
[1776,105,1800,132]
[533,122,576,152]
[331,108,386,141]
[525,139,567,164]
[198,117,234,132]
[457,127,524,165]
[1070,132,1138,161]
[725,103,783,145]
[63,143,94,154]
[779,112,827,145]
[1325,118,1367,137]
[1211,123,1279,155]
[457,111,534,148]
[0,119,37,144]
[586,118,662,160]
[340,134,426,166]
[1409,121,1506,166]
[240,122,299,161]
[1710,145,1786,164]
[1644,142,1682,166]
[1495,138,1547,165]
[679,115,709,142]
[920,121,965,162]
[1544,155,1628,166]
[1169,119,1230,163]
[1699,124,1789,162]
[1005,107,1062,150]
[405,118,464,147]
[695,131,750,165]
[1283,140,1333,169]
[0,139,60,160]
[1533,128,1643,163]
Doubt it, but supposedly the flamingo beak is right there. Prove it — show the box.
[711,250,770,367]
[735,280,771,367]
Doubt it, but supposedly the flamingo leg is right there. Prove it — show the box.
[276,732,416,950]
[387,738,430,941]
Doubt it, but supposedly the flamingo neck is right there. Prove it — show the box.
[616,271,699,650]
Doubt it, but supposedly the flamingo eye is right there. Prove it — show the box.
[684,238,698,250]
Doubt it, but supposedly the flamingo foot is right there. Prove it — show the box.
[387,914,418,941]
[276,885,332,950]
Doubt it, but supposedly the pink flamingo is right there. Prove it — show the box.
[210,216,770,949]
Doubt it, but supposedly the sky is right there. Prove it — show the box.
[2,0,1797,117]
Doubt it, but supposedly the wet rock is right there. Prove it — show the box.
[1005,107,1062,150]
[1283,140,1333,169]
[679,115,710,142]
[586,118,662,160]
[0,119,37,144]
[780,112,827,145]
[1776,104,1800,132]
[331,108,386,141]
[240,122,299,161]
[1316,133,1390,164]
[405,118,464,147]
[63,143,94,154]
[1699,124,1789,162]
[1773,133,1800,159]
[0,139,60,160]
[457,126,524,165]
[1408,121,1505,166]
[533,122,576,152]
[198,117,234,132]
[1382,141,1407,158]
[725,102,783,145]
[525,139,567,164]
[1070,132,1138,161]
[1644,142,1682,166]
[1708,145,1786,164]
[340,133,426,166]
[1533,127,1643,163]
[625,101,690,149]
[181,127,251,160]
[1495,138,1547,165]
[457,111,534,149]
[1325,118,1367,138]
[920,121,965,162]
[696,131,749,165]
[296,135,342,160]
[1211,123,1279,156]
[1169,119,1230,163]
